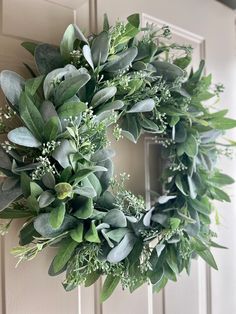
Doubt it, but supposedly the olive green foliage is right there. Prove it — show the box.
[0,13,235,301]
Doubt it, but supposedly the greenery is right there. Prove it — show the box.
[0,13,235,301]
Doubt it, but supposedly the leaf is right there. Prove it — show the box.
[43,66,74,100]
[70,223,84,243]
[175,122,187,143]
[178,134,198,157]
[91,31,110,66]
[58,101,87,119]
[173,56,192,69]
[209,117,236,130]
[25,76,44,95]
[82,45,94,69]
[2,177,19,191]
[0,146,12,170]
[0,207,34,219]
[20,172,31,197]
[96,100,124,114]
[30,182,43,197]
[52,139,76,168]
[103,209,127,227]
[0,183,22,212]
[74,186,97,198]
[91,86,117,108]
[8,127,41,148]
[127,98,155,113]
[35,44,64,75]
[153,276,168,293]
[50,203,66,229]
[19,222,39,246]
[52,238,78,273]
[84,220,100,243]
[107,233,136,263]
[106,228,128,243]
[60,24,88,61]
[19,92,45,141]
[91,148,115,163]
[151,61,185,82]
[169,218,181,230]
[100,275,120,302]
[95,158,113,192]
[74,197,93,219]
[42,172,55,189]
[55,73,90,106]
[34,213,77,237]
[21,42,38,55]
[0,70,25,108]
[187,175,198,199]
[197,249,218,270]
[44,117,60,141]
[40,100,59,122]
[211,172,234,186]
[38,191,55,208]
[104,47,138,72]
[175,175,188,196]
[158,195,176,204]
[55,182,73,200]
[85,271,100,287]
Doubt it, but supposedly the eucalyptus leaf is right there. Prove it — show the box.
[103,209,127,228]
[35,44,64,75]
[91,31,110,66]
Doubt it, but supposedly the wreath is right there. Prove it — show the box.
[0,13,235,301]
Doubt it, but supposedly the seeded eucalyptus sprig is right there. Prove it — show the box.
[0,13,235,301]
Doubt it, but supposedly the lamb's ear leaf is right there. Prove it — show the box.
[70,222,84,243]
[35,44,64,75]
[38,191,55,208]
[0,70,25,108]
[52,139,76,168]
[151,61,185,82]
[95,158,113,192]
[103,209,127,228]
[21,42,38,56]
[104,47,138,72]
[100,275,120,302]
[34,213,77,238]
[127,98,155,113]
[91,31,110,67]
[103,13,110,31]
[82,45,94,70]
[54,73,90,107]
[8,127,41,148]
[19,92,45,141]
[107,233,136,263]
[60,24,88,61]
[91,86,117,108]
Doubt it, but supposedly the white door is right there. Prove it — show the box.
[1,0,236,314]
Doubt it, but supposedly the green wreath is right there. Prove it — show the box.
[0,13,235,301]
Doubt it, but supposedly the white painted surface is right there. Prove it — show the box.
[0,0,236,313]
